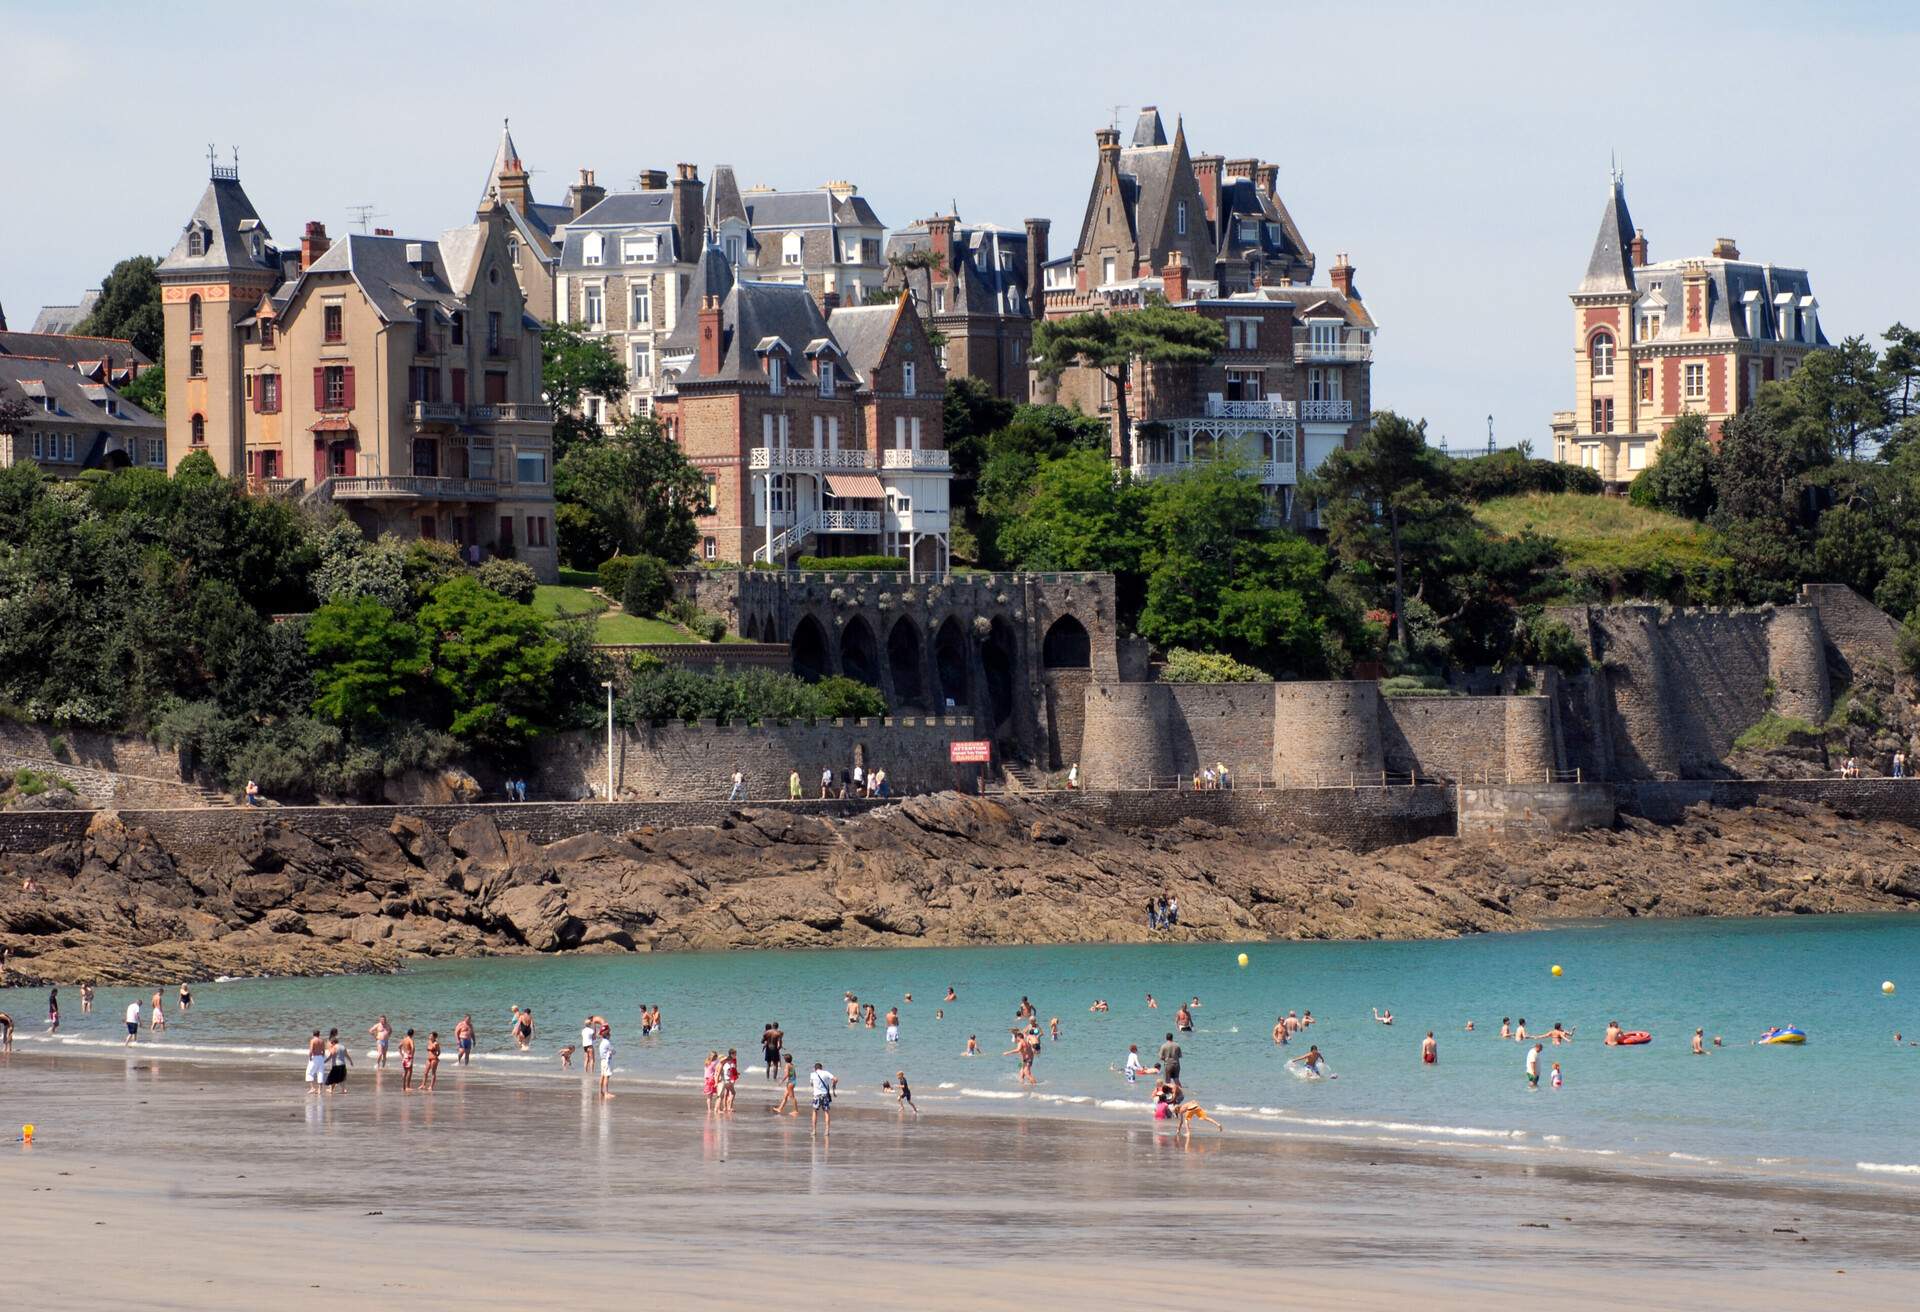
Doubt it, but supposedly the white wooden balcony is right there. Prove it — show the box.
[1204,396,1295,418]
[328,475,504,501]
[1293,330,1373,363]
[1299,398,1354,422]
[749,446,876,471]
[880,447,951,470]
[1129,456,1296,486]
[818,508,882,532]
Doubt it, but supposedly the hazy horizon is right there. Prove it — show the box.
[4,0,1913,449]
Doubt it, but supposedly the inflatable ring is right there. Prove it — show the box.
[1615,1031,1652,1045]
[1758,1027,1806,1045]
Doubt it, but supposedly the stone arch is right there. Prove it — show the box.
[982,614,1018,735]
[886,616,926,710]
[840,615,880,689]
[933,615,969,710]
[1041,614,1091,669]
[791,614,831,682]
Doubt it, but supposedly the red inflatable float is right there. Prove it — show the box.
[1615,1031,1652,1045]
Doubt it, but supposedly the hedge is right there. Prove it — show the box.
[796,555,907,571]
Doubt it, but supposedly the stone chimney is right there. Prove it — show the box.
[1254,162,1279,195]
[638,169,668,191]
[1095,126,1121,166]
[1330,253,1357,299]
[568,168,606,219]
[1193,154,1224,227]
[1629,228,1649,267]
[497,155,532,213]
[1712,236,1740,260]
[823,180,857,201]
[1224,157,1257,180]
[1161,250,1189,303]
[1024,217,1050,313]
[697,294,723,376]
[301,220,330,271]
[672,163,705,268]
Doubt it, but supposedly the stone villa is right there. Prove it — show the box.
[1552,175,1827,488]
[156,161,559,579]
[1038,107,1374,523]
[885,214,1048,403]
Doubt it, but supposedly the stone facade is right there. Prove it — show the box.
[531,717,980,801]
[1458,782,1617,836]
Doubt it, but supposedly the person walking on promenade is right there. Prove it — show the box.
[789,769,802,800]
[729,769,746,801]
[820,767,833,799]
[1895,751,1907,779]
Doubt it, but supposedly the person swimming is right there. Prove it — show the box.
[1287,1045,1329,1078]
[1371,1007,1394,1026]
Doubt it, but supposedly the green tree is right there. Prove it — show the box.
[942,375,1016,487]
[415,576,562,748]
[1307,411,1458,649]
[74,256,165,359]
[540,322,627,460]
[1772,338,1890,462]
[993,447,1147,574]
[1881,323,1920,422]
[120,364,165,417]
[305,596,426,726]
[555,415,706,564]
[1629,412,1716,518]
[1031,300,1224,469]
[620,553,671,617]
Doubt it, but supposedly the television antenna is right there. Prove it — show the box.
[1108,104,1129,130]
[346,205,386,233]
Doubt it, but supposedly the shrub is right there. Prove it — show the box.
[815,675,887,718]
[1379,674,1459,697]
[693,612,728,643]
[664,597,700,627]
[1160,648,1270,683]
[618,662,885,726]
[620,554,672,618]
[47,734,70,761]
[598,554,637,598]
[1515,610,1588,672]
[10,767,73,797]
[476,558,538,605]
[796,555,907,572]
[1734,711,1819,752]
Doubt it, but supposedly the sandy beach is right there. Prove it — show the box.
[2,1048,1916,1310]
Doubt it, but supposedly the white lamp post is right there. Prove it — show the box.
[601,680,615,802]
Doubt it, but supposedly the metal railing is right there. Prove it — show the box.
[1130,458,1297,485]
[749,446,876,471]
[1205,397,1295,418]
[468,402,553,424]
[327,475,504,501]
[1137,769,1442,790]
[880,447,951,470]
[1299,398,1354,422]
[1292,331,1372,363]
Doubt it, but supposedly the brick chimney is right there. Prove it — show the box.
[1629,228,1649,267]
[820,290,841,312]
[1712,236,1740,260]
[497,155,531,213]
[1193,154,1224,227]
[1224,157,1257,180]
[925,214,955,283]
[1023,217,1049,312]
[301,220,330,271]
[697,295,723,376]
[638,169,668,191]
[672,163,705,267]
[568,168,606,219]
[1161,250,1189,303]
[1254,162,1278,195]
[1330,253,1357,299]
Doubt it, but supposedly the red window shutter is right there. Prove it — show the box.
[342,366,356,410]
[251,377,261,414]
[343,442,357,477]
[246,450,257,477]
[313,367,325,410]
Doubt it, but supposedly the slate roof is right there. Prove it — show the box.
[1579,177,1637,295]
[556,192,681,272]
[707,166,750,228]
[662,244,738,354]
[159,176,281,279]
[884,222,1033,316]
[825,301,900,384]
[297,234,462,323]
[0,355,162,437]
[1132,107,1168,147]
[30,291,98,335]
[1233,284,1377,332]
[674,280,837,386]
[1630,258,1825,346]
[0,330,153,372]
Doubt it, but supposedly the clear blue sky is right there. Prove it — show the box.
[4,0,1913,448]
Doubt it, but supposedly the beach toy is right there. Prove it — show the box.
[1615,1031,1652,1045]
[1884,981,1896,995]
[1759,1026,1806,1045]
[1237,953,1249,968]
[21,1124,32,1143]
[1551,964,1563,977]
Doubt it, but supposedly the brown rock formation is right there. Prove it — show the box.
[1,795,1917,985]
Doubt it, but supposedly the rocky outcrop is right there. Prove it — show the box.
[1,795,1917,984]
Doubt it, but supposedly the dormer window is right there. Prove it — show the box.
[819,362,835,398]
[251,233,263,261]
[768,356,785,394]
[187,227,205,257]
[782,232,803,266]
[583,233,604,266]
[622,236,657,264]
[260,319,276,349]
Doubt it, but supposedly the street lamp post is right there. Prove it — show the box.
[601,680,615,802]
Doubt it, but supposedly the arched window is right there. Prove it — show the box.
[188,294,203,332]
[187,227,205,257]
[190,414,206,445]
[1590,330,1615,379]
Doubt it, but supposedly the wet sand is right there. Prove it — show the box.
[1,1050,1916,1309]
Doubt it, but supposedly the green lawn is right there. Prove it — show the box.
[1475,493,1735,600]
[594,611,695,643]
[556,567,600,589]
[532,585,609,621]
[534,584,713,643]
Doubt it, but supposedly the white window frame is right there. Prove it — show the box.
[1175,201,1187,237]
[1590,330,1615,379]
[630,341,651,383]
[768,356,785,394]
[622,236,657,265]
[1101,255,1116,285]
[1627,442,1647,471]
[582,233,604,266]
[782,232,803,266]
[583,284,604,328]
[630,284,651,326]
[1683,362,1706,402]
[818,361,835,398]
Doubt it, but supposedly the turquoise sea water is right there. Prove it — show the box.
[5,914,1918,1181]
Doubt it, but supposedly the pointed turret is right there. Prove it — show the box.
[1579,174,1637,294]
[481,117,530,208]
[706,165,749,229]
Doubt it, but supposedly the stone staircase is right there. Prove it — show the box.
[999,761,1045,793]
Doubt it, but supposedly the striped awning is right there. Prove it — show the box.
[825,473,884,498]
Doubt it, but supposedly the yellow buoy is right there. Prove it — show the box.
[1884,980,1897,995]
[1551,964,1563,977]
[1237,953,1249,968]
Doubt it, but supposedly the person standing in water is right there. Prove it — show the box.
[150,990,165,1032]
[885,1006,900,1044]
[370,1016,392,1069]
[595,1026,613,1099]
[809,1062,837,1133]
[1421,1032,1437,1065]
[179,982,192,1014]
[400,1029,416,1092]
[1287,1046,1328,1077]
[125,999,142,1046]
[764,1022,784,1080]
[305,1030,327,1092]
[46,987,58,1035]
[455,1015,475,1065]
[1526,1043,1543,1090]
[423,1032,441,1092]
[80,983,93,1015]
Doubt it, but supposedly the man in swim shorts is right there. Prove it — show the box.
[1422,1032,1437,1064]
[370,1016,392,1069]
[125,999,142,1046]
[1526,1043,1543,1089]
[764,1021,784,1079]
[455,1015,474,1064]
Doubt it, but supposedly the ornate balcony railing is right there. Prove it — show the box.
[1130,457,1296,485]
[749,446,876,471]
[1204,397,1296,418]
[1299,398,1354,422]
[880,447,951,470]
[410,401,462,425]
[327,475,504,501]
[1292,331,1372,363]
[468,403,553,424]
[818,509,882,532]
